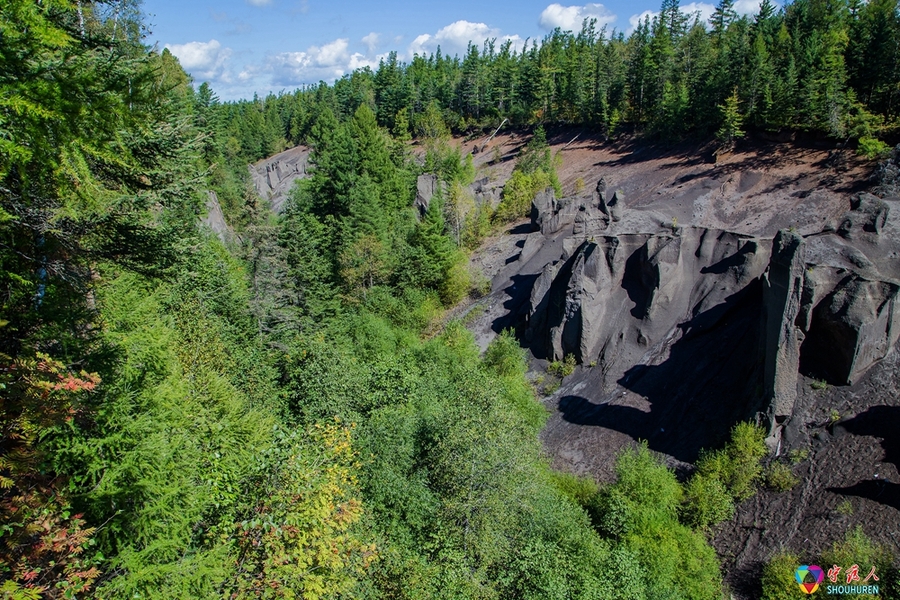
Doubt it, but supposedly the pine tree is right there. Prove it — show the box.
[716,88,745,145]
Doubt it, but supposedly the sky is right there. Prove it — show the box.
[142,0,773,101]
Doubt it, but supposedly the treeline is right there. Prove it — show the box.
[214,0,900,170]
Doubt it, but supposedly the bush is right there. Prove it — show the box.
[495,170,551,223]
[596,445,724,600]
[765,462,799,492]
[681,473,734,530]
[821,526,895,583]
[484,329,527,378]
[695,422,767,502]
[548,354,577,378]
[469,270,491,298]
[439,252,471,305]
[858,136,891,160]
[760,551,802,600]
[550,471,600,508]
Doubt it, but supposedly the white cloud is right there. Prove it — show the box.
[165,39,233,83]
[627,10,656,34]
[362,32,380,54]
[246,0,272,5]
[268,38,383,85]
[539,3,617,32]
[407,20,523,57]
[681,2,716,23]
[408,34,432,57]
[734,0,778,15]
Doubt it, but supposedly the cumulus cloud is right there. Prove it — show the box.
[165,39,233,83]
[408,20,523,57]
[362,32,380,54]
[681,2,716,23]
[627,10,656,33]
[734,0,778,15]
[268,38,382,85]
[539,3,617,32]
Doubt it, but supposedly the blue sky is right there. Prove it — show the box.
[143,0,772,101]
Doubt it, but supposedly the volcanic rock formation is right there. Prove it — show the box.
[521,180,900,449]
[249,146,311,213]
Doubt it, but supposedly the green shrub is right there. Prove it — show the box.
[695,422,767,502]
[811,378,828,390]
[760,551,802,600]
[550,471,600,508]
[858,136,891,160]
[495,170,552,223]
[836,500,854,515]
[789,448,809,464]
[596,445,724,600]
[439,252,471,305]
[469,270,491,298]
[765,462,799,492]
[822,526,895,581]
[484,329,527,378]
[548,354,577,378]
[681,473,735,530]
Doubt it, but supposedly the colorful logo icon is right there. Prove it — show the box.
[795,565,825,594]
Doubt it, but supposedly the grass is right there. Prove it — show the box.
[788,448,809,464]
[829,409,841,425]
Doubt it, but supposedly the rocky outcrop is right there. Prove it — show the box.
[202,191,234,244]
[522,180,900,446]
[417,173,503,218]
[470,177,502,209]
[249,146,311,213]
[415,174,440,216]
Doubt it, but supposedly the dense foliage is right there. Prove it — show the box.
[3,1,898,599]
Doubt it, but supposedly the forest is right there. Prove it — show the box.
[1,0,898,599]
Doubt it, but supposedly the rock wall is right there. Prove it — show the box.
[249,146,311,213]
[524,180,900,446]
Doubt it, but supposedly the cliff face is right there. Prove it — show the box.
[249,146,311,213]
[518,180,900,455]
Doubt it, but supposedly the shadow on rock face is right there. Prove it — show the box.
[828,406,900,512]
[492,273,539,335]
[828,480,900,513]
[837,406,900,466]
[557,280,766,463]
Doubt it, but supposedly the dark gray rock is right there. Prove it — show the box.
[469,176,502,209]
[201,191,233,244]
[249,146,311,213]
[838,192,889,239]
[415,173,441,217]
[762,231,805,436]
[517,178,900,449]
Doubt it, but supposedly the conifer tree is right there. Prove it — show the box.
[716,88,745,145]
